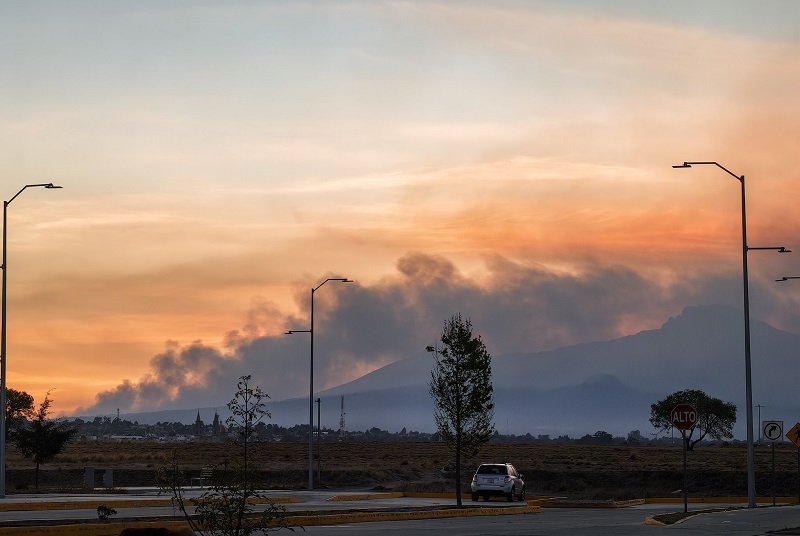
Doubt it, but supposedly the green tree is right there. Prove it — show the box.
[429,313,494,507]
[626,430,645,445]
[649,389,736,450]
[591,430,614,444]
[158,375,292,536]
[4,387,35,440]
[12,391,77,491]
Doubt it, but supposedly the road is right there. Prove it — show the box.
[292,503,800,536]
[1,489,799,535]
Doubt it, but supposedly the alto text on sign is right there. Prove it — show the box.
[671,404,698,431]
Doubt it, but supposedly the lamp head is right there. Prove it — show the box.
[672,163,692,169]
[779,247,792,253]
[45,184,63,189]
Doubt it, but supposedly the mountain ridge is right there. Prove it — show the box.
[74,304,800,438]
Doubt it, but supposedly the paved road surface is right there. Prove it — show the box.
[1,489,799,535]
[292,503,800,536]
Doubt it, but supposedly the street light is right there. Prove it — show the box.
[1,183,62,499]
[286,277,352,490]
[673,161,790,508]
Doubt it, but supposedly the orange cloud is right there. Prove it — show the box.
[5,3,800,414]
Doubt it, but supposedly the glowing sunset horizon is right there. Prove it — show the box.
[3,2,800,415]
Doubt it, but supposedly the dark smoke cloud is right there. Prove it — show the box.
[78,251,799,416]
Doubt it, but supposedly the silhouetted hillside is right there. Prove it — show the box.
[78,305,800,438]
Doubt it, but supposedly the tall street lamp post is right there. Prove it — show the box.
[287,277,352,490]
[1,183,63,499]
[673,162,790,508]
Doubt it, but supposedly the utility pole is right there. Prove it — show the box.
[338,396,346,441]
[316,398,321,484]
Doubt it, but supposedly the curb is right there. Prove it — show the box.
[644,497,798,504]
[327,492,404,501]
[0,499,175,513]
[328,491,555,503]
[533,499,645,508]
[0,520,190,536]
[286,504,540,527]
[0,504,540,535]
[645,511,707,526]
[642,501,799,527]
[0,496,301,513]
[644,515,665,525]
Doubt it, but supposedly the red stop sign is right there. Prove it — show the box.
[671,403,698,431]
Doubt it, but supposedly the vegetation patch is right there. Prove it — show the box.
[8,441,800,499]
[652,506,741,525]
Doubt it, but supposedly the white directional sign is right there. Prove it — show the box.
[762,421,784,442]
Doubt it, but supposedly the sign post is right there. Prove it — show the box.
[672,404,698,513]
[764,421,783,507]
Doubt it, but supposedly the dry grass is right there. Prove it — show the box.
[7,440,800,497]
[11,440,794,472]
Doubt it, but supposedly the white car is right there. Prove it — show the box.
[470,463,525,502]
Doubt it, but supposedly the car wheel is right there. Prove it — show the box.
[482,495,489,501]
[507,486,515,502]
[519,486,526,501]
[471,493,478,502]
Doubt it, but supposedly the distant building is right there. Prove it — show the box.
[212,410,225,437]
[195,410,204,437]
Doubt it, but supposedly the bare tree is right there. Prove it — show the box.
[158,375,292,536]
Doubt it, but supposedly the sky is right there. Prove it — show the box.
[2,1,800,418]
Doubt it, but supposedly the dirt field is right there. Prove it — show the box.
[7,440,800,499]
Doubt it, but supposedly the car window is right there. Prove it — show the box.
[477,465,508,475]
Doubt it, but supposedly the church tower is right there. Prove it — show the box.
[195,410,204,437]
[212,410,221,436]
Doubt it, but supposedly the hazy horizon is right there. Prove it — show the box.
[69,303,800,441]
[3,2,800,416]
